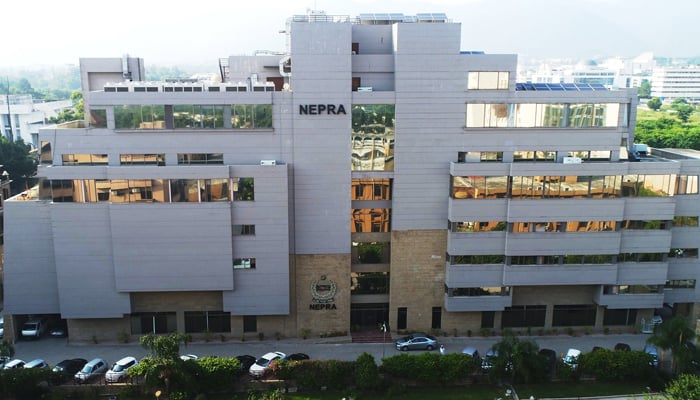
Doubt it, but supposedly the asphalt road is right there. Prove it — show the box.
[9,332,656,367]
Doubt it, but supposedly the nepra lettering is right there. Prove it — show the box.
[299,104,347,115]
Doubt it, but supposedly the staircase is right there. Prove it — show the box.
[351,330,393,343]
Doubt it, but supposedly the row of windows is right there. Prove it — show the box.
[351,242,390,264]
[56,153,224,166]
[99,104,273,130]
[450,220,674,233]
[465,103,624,128]
[603,285,662,295]
[40,178,254,203]
[451,174,699,199]
[448,252,696,265]
[351,178,392,200]
[445,286,510,297]
[467,71,509,90]
[457,150,612,163]
[130,311,232,334]
[351,208,391,233]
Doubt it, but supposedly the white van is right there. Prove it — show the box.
[21,318,48,339]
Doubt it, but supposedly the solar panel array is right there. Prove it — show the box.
[515,82,609,91]
[358,13,406,22]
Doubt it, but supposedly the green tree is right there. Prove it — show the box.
[354,352,379,390]
[647,315,696,373]
[49,90,84,124]
[491,332,546,383]
[646,97,662,111]
[137,332,189,396]
[638,80,651,98]
[0,340,15,358]
[0,137,36,194]
[666,373,700,400]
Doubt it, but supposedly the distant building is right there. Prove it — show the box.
[3,12,700,342]
[651,67,700,103]
[0,94,72,148]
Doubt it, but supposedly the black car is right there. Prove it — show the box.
[287,353,310,361]
[538,348,557,376]
[235,355,256,372]
[614,342,631,351]
[52,358,87,384]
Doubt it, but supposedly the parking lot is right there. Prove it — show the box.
[9,331,654,369]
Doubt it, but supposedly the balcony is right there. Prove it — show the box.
[504,264,617,286]
[594,287,664,309]
[446,264,504,287]
[444,293,511,312]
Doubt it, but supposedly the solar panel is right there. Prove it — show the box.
[513,82,609,92]
[562,83,578,91]
[516,83,526,91]
[590,83,607,90]
[547,83,565,91]
[533,83,549,91]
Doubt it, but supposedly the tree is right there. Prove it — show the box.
[0,340,15,358]
[49,90,84,124]
[669,98,695,123]
[491,332,546,383]
[638,80,651,98]
[647,97,662,111]
[647,315,696,373]
[0,137,36,194]
[666,374,700,400]
[137,332,189,395]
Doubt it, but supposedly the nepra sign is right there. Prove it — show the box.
[299,104,347,115]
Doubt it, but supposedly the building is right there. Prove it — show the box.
[1,94,72,148]
[651,67,700,103]
[3,11,700,342]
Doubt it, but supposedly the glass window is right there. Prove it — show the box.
[233,178,254,201]
[501,305,546,328]
[351,272,389,295]
[467,71,509,90]
[114,105,165,129]
[232,225,255,235]
[40,141,53,164]
[233,258,256,269]
[351,105,395,171]
[351,178,392,200]
[61,154,108,166]
[120,154,165,166]
[351,209,391,232]
[243,315,257,333]
[673,216,699,227]
[89,109,107,128]
[603,309,637,326]
[552,305,596,327]
[184,311,231,334]
[130,312,176,334]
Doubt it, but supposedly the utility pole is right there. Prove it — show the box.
[5,76,14,142]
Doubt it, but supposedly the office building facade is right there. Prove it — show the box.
[4,12,700,341]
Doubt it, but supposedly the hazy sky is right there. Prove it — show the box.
[6,0,699,68]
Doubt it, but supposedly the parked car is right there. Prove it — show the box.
[75,358,108,384]
[461,346,482,366]
[395,333,439,351]
[287,353,310,361]
[563,348,581,370]
[3,359,26,369]
[105,356,139,383]
[0,356,9,369]
[24,359,49,369]
[249,351,286,378]
[644,345,659,367]
[235,355,256,372]
[21,317,48,339]
[52,358,87,384]
[180,354,199,361]
[481,348,499,371]
[538,348,557,376]
[614,342,631,351]
[0,316,4,338]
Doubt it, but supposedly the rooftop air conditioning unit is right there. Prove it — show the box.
[260,160,276,166]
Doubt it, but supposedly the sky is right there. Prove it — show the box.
[5,0,700,68]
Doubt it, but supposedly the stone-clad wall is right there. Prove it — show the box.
[389,230,447,333]
[295,254,350,337]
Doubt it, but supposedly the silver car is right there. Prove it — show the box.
[395,333,439,351]
[75,358,108,384]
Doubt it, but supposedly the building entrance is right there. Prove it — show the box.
[350,303,389,331]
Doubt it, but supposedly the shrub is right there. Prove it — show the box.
[0,368,52,399]
[196,356,240,392]
[579,349,654,382]
[355,352,379,390]
[380,353,475,385]
[274,359,353,390]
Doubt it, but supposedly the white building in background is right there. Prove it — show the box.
[0,94,72,148]
[651,67,700,103]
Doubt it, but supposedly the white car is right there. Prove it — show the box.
[249,351,286,378]
[3,359,26,369]
[180,354,199,361]
[24,359,49,369]
[105,356,138,383]
[563,348,581,370]
[0,316,4,338]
